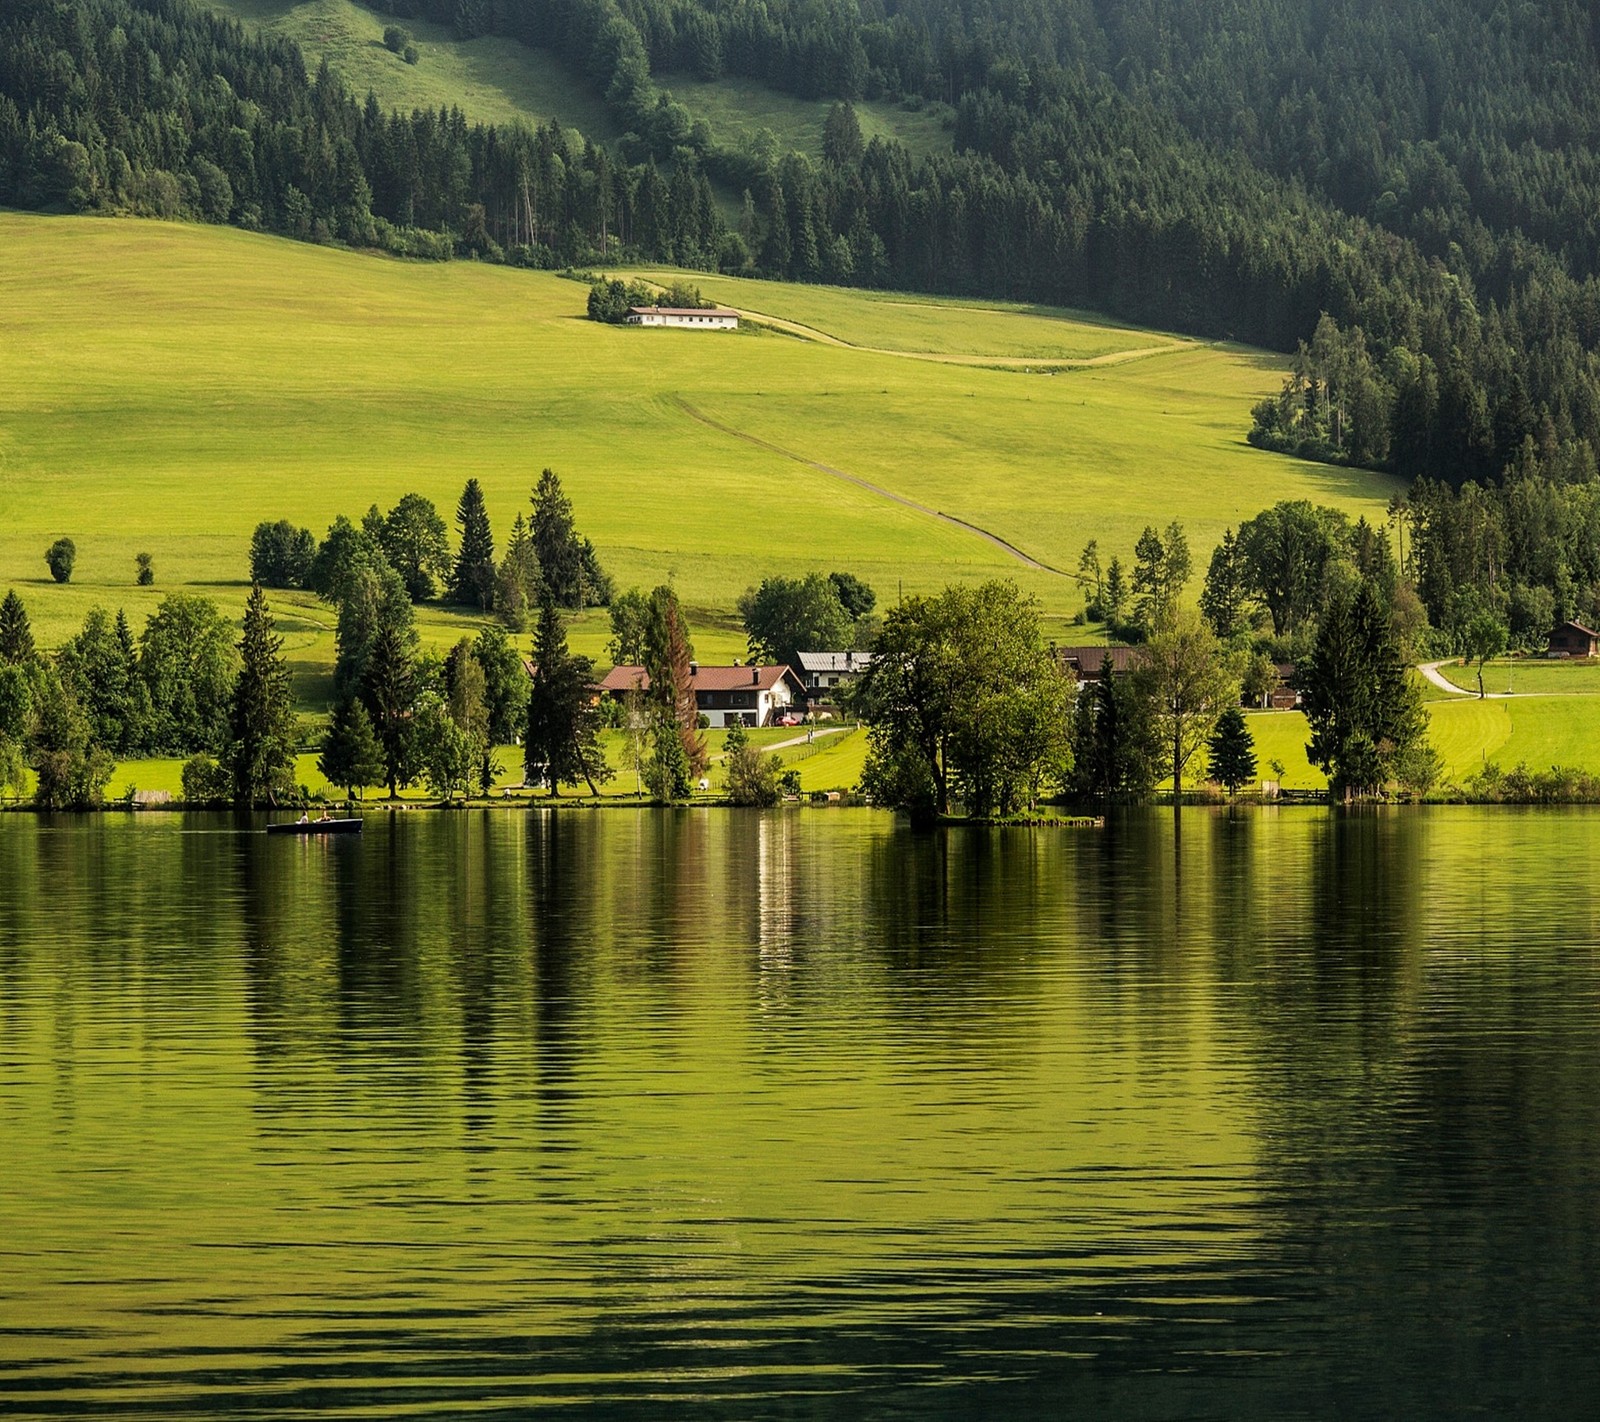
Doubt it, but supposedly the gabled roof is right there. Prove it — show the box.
[795,651,875,673]
[627,306,739,318]
[1057,645,1143,676]
[599,664,801,694]
[1554,620,1599,638]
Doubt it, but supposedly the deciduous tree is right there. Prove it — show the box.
[1132,609,1240,807]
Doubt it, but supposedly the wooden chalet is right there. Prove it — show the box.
[1546,621,1599,658]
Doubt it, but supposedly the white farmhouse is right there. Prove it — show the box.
[625,305,739,330]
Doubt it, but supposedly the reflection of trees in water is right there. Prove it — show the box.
[1219,810,1600,1416]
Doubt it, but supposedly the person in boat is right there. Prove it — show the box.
[319,807,332,821]
[297,812,309,824]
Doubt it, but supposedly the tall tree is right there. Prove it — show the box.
[0,590,35,664]
[1069,654,1157,802]
[380,493,452,602]
[228,584,299,806]
[1302,582,1428,799]
[138,593,239,753]
[494,513,540,630]
[1199,528,1249,640]
[524,592,610,796]
[1132,609,1239,807]
[860,581,1071,820]
[530,467,586,608]
[449,478,497,609]
[738,573,854,669]
[647,585,708,779]
[364,618,417,798]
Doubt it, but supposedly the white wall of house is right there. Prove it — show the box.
[628,311,738,330]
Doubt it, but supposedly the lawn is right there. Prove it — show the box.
[624,269,1174,361]
[1431,658,1600,696]
[207,0,621,141]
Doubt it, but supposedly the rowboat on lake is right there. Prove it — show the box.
[266,817,363,836]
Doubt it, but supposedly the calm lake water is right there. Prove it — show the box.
[1,807,1597,1418]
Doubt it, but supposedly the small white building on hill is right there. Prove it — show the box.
[626,305,739,330]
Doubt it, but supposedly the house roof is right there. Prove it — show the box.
[599,664,800,694]
[1554,620,1599,638]
[1057,645,1143,676]
[795,651,875,673]
[627,306,739,318]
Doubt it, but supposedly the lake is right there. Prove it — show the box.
[1,807,1597,1418]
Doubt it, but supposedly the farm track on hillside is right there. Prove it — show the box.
[728,305,1196,368]
[673,397,1068,575]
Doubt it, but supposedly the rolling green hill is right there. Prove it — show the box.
[0,213,1400,686]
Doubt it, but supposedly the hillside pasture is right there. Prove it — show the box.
[2,214,1400,691]
[208,0,621,140]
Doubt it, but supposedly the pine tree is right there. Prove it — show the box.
[530,468,585,608]
[494,513,539,630]
[524,591,610,796]
[650,588,708,778]
[364,618,416,798]
[1302,582,1426,799]
[450,478,496,609]
[1207,706,1257,794]
[0,590,34,664]
[228,584,299,807]
[646,701,693,802]
[319,696,384,799]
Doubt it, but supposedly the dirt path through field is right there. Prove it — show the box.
[673,397,1067,575]
[730,305,1194,368]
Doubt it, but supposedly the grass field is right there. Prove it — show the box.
[625,270,1175,361]
[0,213,1403,679]
[655,75,954,163]
[1432,658,1600,695]
[208,0,622,141]
[206,0,952,168]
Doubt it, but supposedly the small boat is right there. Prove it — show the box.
[266,817,363,836]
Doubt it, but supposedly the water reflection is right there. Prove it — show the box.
[0,808,1597,1417]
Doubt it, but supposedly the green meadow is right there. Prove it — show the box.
[205,0,951,166]
[206,0,622,141]
[625,269,1174,361]
[0,212,1399,668]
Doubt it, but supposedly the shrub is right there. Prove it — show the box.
[45,537,76,583]
[135,552,154,586]
[382,24,410,52]
[181,752,231,805]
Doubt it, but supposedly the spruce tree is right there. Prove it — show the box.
[524,591,609,796]
[319,697,384,800]
[530,468,585,608]
[650,588,708,778]
[1303,582,1426,799]
[1207,706,1257,795]
[450,478,497,609]
[0,590,35,664]
[364,619,417,798]
[228,584,299,807]
[494,513,539,630]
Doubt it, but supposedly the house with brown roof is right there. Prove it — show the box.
[1546,621,1598,658]
[1057,645,1143,679]
[598,663,805,727]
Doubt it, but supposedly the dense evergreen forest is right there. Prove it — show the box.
[4,0,1600,500]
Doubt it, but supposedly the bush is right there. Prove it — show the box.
[135,551,154,586]
[181,752,231,805]
[34,747,114,809]
[45,537,76,583]
[382,24,410,53]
